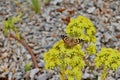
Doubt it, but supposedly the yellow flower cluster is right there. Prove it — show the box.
[66,15,96,43]
[86,43,96,54]
[95,48,120,70]
[44,40,85,79]
[44,15,120,80]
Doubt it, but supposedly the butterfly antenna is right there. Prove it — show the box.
[78,39,84,43]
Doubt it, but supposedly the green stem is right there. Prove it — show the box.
[101,67,108,80]
[9,33,38,68]
[60,71,65,80]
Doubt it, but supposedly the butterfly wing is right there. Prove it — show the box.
[61,35,71,46]
[61,35,81,47]
[70,38,81,47]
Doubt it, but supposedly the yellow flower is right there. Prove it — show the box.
[87,43,96,54]
[44,39,85,80]
[95,48,120,70]
[66,15,96,43]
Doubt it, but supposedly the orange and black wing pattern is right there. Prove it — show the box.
[61,35,81,47]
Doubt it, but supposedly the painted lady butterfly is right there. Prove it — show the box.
[61,35,82,47]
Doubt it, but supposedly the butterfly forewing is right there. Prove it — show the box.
[61,35,71,46]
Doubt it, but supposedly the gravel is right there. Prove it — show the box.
[0,0,120,80]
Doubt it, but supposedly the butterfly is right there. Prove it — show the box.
[61,35,83,47]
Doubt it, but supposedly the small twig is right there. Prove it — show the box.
[9,33,38,68]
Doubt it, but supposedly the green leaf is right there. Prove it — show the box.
[3,28,8,36]
[24,62,32,72]
[3,14,22,36]
[31,0,40,13]
[3,20,9,29]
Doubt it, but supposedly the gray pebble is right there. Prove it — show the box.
[87,7,96,13]
[38,60,44,68]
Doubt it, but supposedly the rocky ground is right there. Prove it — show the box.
[0,0,120,80]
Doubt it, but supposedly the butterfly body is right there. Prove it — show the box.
[61,35,82,47]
